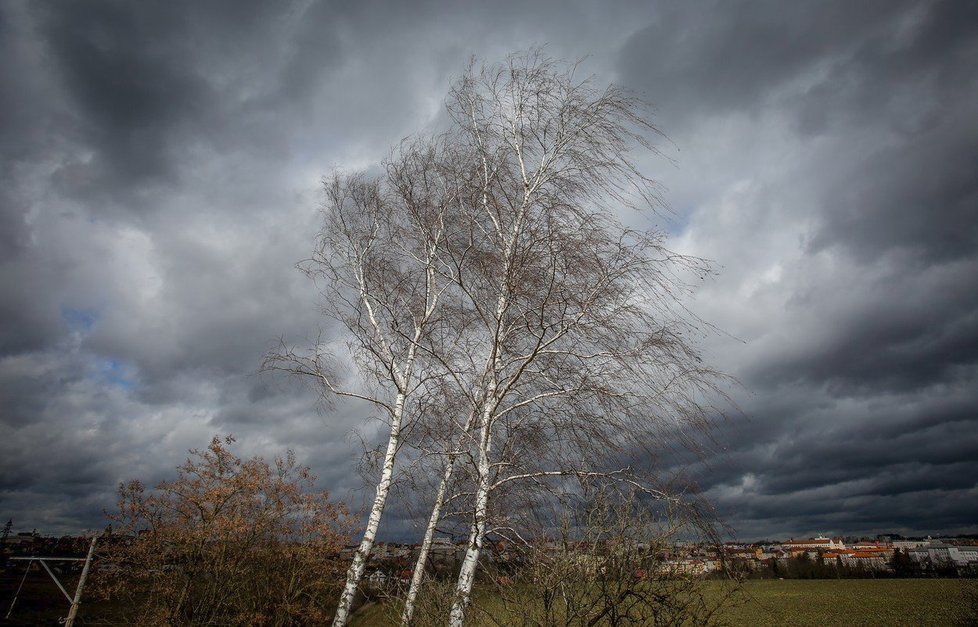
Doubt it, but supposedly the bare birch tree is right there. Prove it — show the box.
[265,137,464,626]
[277,49,724,626]
[406,51,725,626]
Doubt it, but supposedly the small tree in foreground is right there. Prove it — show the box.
[98,436,353,626]
[400,483,741,627]
[482,485,740,627]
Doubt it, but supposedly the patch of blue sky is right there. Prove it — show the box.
[662,206,694,238]
[95,357,139,390]
[617,201,694,237]
[61,307,99,332]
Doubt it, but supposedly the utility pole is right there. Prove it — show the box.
[65,535,98,627]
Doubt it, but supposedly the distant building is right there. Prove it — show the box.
[824,549,891,570]
[892,540,929,550]
[909,541,978,568]
[782,537,845,554]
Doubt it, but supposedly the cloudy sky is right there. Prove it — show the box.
[2,0,976,542]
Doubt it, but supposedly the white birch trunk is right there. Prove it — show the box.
[444,208,518,625]
[400,455,455,625]
[401,405,479,625]
[333,253,432,626]
[332,391,406,627]
[448,410,494,627]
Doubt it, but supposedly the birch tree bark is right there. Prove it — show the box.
[400,406,476,625]
[267,139,460,627]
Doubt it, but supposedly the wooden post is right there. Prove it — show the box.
[65,535,98,627]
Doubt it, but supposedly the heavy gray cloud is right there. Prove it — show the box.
[624,0,978,538]
[1,0,975,541]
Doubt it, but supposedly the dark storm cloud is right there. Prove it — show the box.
[618,1,976,127]
[0,200,30,263]
[1,0,975,541]
[25,0,364,217]
[755,259,978,394]
[811,131,978,263]
[37,1,211,188]
[622,0,978,263]
[790,0,978,137]
[682,367,978,536]
[618,1,894,120]
[1,0,369,533]
[0,5,66,352]
[618,0,978,538]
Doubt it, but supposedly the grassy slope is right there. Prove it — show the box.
[352,579,978,626]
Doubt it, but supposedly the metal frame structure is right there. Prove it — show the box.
[5,535,98,626]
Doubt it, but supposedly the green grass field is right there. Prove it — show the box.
[351,579,978,626]
[4,570,974,625]
[716,579,975,626]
